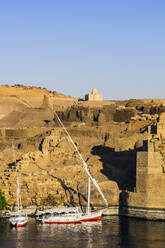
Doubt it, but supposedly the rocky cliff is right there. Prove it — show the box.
[0,85,165,216]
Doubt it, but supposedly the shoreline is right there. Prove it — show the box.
[1,205,165,221]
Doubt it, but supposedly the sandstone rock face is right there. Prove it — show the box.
[0,108,55,128]
[61,105,136,123]
[0,128,121,208]
[0,120,148,209]
[1,85,165,215]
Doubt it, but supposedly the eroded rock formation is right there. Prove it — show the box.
[0,85,165,217]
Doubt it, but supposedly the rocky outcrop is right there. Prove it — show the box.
[0,128,120,208]
[1,85,165,219]
[0,121,148,209]
[59,105,137,124]
[0,108,55,128]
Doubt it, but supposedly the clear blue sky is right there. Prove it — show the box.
[0,0,165,100]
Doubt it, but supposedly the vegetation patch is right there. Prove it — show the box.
[0,190,8,210]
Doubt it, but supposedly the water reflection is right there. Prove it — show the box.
[119,216,165,248]
[0,217,165,248]
[0,218,10,235]
[11,227,27,248]
[37,221,103,248]
[38,221,102,232]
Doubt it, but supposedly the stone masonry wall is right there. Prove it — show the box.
[128,113,165,210]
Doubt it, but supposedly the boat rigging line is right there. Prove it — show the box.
[54,111,108,207]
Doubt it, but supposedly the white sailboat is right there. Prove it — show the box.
[9,145,28,227]
[39,111,108,224]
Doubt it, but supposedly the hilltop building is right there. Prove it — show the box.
[85,88,103,101]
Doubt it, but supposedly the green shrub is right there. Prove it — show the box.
[0,190,8,210]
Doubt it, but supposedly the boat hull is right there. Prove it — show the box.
[80,212,101,222]
[42,216,82,224]
[41,212,101,224]
[9,212,28,227]
[10,221,28,227]
[80,215,101,222]
[44,220,81,224]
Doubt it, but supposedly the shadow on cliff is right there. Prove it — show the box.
[35,164,93,211]
[8,160,21,168]
[91,143,147,192]
[47,171,90,210]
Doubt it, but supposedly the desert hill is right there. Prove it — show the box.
[0,84,76,118]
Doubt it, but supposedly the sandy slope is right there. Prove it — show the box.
[0,84,75,117]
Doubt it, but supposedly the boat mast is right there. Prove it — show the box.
[54,111,108,207]
[12,142,22,212]
[87,177,91,214]
[16,170,21,212]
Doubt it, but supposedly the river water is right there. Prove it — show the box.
[0,216,165,248]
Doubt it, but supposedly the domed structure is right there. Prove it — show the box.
[91,88,98,95]
[85,88,103,101]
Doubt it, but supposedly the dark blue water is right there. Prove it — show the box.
[0,216,165,248]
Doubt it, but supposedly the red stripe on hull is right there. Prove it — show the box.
[80,216,101,222]
[11,222,27,227]
[44,216,101,224]
[44,221,81,224]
